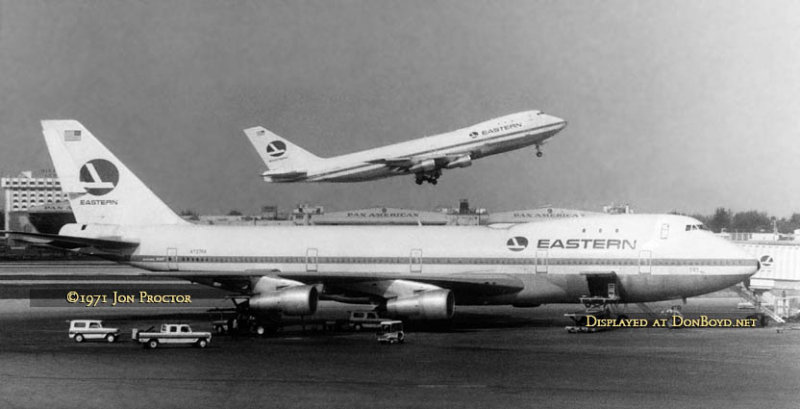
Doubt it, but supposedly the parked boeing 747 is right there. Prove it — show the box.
[244,110,567,185]
[4,121,759,330]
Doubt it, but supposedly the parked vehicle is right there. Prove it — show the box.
[132,324,211,349]
[376,320,405,344]
[348,311,384,331]
[68,319,120,343]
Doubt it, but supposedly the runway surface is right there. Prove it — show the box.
[1,305,799,409]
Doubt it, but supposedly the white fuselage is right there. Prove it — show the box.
[270,111,566,182]
[70,214,758,305]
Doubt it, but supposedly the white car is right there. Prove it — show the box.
[68,319,120,343]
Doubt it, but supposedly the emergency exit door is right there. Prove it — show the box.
[410,249,422,273]
[167,248,178,271]
[306,248,318,272]
[535,250,548,274]
[638,250,652,274]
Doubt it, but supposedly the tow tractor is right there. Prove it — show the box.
[132,324,212,349]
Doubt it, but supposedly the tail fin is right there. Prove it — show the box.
[244,126,323,174]
[41,120,187,226]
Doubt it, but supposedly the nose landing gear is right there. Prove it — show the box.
[535,144,543,158]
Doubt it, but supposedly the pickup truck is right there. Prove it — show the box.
[132,324,211,349]
[68,319,120,343]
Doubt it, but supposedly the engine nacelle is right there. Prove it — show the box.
[409,159,437,173]
[444,155,472,169]
[386,289,454,320]
[249,285,318,316]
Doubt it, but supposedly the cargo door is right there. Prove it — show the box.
[585,273,619,299]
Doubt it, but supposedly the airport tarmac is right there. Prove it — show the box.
[1,303,798,409]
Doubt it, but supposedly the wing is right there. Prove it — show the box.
[154,269,524,299]
[367,154,472,171]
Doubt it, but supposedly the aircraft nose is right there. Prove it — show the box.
[726,239,760,278]
[545,114,567,130]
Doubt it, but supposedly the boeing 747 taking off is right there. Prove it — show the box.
[245,110,566,185]
[3,120,759,332]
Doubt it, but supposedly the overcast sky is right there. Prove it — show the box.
[1,0,799,216]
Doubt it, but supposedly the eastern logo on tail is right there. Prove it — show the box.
[79,159,119,196]
[266,141,287,158]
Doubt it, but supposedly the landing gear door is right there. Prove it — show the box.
[306,248,318,272]
[167,248,178,271]
[638,250,652,274]
[410,249,422,273]
[535,250,548,274]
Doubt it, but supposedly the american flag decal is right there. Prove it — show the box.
[64,130,82,142]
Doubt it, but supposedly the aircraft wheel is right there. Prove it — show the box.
[536,151,543,158]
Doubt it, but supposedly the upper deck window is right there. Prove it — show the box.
[685,224,709,231]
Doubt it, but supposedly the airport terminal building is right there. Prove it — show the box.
[1,170,73,234]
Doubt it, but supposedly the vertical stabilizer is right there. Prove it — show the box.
[41,120,187,226]
[244,126,322,173]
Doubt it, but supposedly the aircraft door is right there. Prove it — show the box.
[167,248,178,271]
[306,248,318,272]
[410,249,422,273]
[535,250,548,274]
[638,250,652,274]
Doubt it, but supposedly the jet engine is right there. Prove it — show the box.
[444,155,472,169]
[249,285,318,316]
[386,289,454,320]
[409,159,437,173]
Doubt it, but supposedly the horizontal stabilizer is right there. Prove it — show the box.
[262,170,308,181]
[366,158,416,168]
[2,231,140,250]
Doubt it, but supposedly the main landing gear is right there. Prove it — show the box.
[535,144,543,158]
[414,170,441,185]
